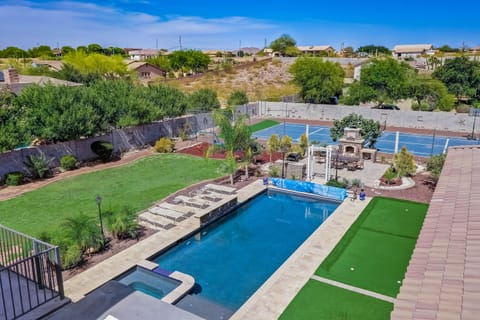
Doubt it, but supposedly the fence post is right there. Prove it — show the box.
[33,241,44,289]
[54,247,65,299]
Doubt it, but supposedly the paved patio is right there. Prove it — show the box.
[391,146,480,320]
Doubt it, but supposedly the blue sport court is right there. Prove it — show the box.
[253,123,480,157]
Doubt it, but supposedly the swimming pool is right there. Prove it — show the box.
[152,190,339,318]
[117,266,180,300]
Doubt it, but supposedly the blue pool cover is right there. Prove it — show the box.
[269,178,348,201]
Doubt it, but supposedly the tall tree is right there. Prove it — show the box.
[270,34,297,56]
[410,78,455,111]
[432,56,480,102]
[330,113,381,148]
[289,57,344,104]
[187,88,220,112]
[344,58,414,106]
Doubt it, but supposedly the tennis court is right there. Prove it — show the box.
[253,123,480,157]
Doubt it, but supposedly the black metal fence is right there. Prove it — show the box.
[0,224,64,320]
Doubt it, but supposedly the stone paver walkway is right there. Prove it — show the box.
[311,275,396,303]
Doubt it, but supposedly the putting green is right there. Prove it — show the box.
[316,197,428,297]
[279,280,393,320]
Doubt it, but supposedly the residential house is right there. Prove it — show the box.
[297,45,335,56]
[128,49,161,61]
[127,62,165,81]
[0,68,81,95]
[469,46,480,53]
[392,44,434,58]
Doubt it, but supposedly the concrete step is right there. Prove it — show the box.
[149,206,186,222]
[138,212,175,230]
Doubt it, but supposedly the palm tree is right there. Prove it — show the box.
[217,152,237,185]
[212,107,251,154]
[62,213,104,253]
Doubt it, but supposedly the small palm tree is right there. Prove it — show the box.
[217,152,237,185]
[62,213,104,253]
[104,207,139,240]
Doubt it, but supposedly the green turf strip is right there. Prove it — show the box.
[316,197,428,297]
[248,119,280,133]
[0,154,224,237]
[280,280,393,320]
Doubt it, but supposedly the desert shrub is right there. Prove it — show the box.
[91,140,113,162]
[426,153,446,180]
[383,166,399,185]
[455,104,471,113]
[326,179,348,188]
[269,166,280,177]
[103,207,140,240]
[393,146,416,176]
[24,153,53,179]
[60,243,83,270]
[60,154,78,171]
[154,137,175,153]
[5,172,24,186]
[351,178,362,189]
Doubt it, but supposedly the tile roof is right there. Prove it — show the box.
[391,145,480,320]
[393,44,433,53]
[297,45,333,51]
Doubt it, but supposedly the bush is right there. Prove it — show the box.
[91,140,113,162]
[326,179,348,188]
[5,172,24,186]
[426,153,446,180]
[103,207,140,240]
[61,243,83,270]
[455,104,471,113]
[154,137,175,153]
[60,154,78,171]
[269,166,280,177]
[393,146,416,176]
[383,166,399,185]
[24,153,53,179]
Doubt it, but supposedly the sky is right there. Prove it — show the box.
[1,0,479,51]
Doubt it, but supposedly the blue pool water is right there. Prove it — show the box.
[117,266,180,300]
[153,190,339,312]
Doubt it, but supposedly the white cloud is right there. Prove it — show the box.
[0,1,278,50]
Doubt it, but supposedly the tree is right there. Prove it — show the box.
[356,45,391,56]
[299,133,309,156]
[217,153,237,185]
[61,213,104,253]
[341,46,355,57]
[270,34,297,56]
[227,90,249,107]
[61,46,76,55]
[87,43,104,54]
[344,58,414,106]
[63,51,128,79]
[330,113,381,148]
[393,146,416,177]
[28,45,53,58]
[426,153,446,181]
[243,146,253,180]
[0,46,28,58]
[168,50,210,74]
[267,134,280,162]
[432,56,480,102]
[410,78,455,111]
[289,57,344,104]
[212,107,252,154]
[436,45,459,53]
[187,88,220,112]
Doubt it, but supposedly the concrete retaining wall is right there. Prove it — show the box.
[0,113,214,178]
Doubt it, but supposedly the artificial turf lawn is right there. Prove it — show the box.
[248,119,280,133]
[0,154,224,237]
[279,280,393,320]
[316,197,428,297]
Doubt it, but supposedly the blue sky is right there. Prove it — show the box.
[1,0,479,51]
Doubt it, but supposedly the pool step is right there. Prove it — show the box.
[138,212,176,230]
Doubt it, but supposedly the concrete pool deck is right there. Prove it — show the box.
[63,179,367,319]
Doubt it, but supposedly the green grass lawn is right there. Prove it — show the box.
[316,197,428,297]
[249,119,280,133]
[0,154,224,237]
[280,280,393,320]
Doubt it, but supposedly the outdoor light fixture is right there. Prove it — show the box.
[95,195,105,243]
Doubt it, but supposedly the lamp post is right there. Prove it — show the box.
[281,146,287,179]
[95,195,105,244]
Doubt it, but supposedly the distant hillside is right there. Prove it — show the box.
[163,58,299,105]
